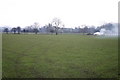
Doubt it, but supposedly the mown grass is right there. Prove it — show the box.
[2,34,118,78]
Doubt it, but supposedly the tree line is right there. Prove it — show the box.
[2,18,116,35]
[3,18,63,35]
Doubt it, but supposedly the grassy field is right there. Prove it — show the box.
[2,34,118,78]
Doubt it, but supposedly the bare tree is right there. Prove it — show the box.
[33,22,39,34]
[52,18,62,35]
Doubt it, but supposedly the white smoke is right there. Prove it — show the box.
[94,23,118,37]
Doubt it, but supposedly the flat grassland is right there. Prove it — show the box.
[2,34,118,78]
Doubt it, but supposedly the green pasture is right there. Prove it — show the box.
[2,34,118,78]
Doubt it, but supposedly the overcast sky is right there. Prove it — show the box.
[0,0,119,28]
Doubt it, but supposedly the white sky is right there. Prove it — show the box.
[0,0,119,28]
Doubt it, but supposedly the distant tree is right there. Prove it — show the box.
[52,18,62,35]
[50,29,55,33]
[17,26,21,34]
[100,23,114,30]
[4,28,9,34]
[23,29,26,33]
[82,26,89,34]
[46,23,55,34]
[88,27,96,34]
[25,26,33,33]
[11,28,17,34]
[34,28,39,34]
[33,22,39,34]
